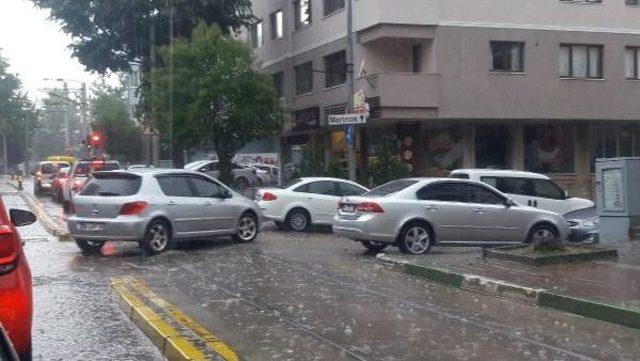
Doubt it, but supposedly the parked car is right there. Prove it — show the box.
[241,164,271,186]
[248,164,279,185]
[564,205,599,244]
[333,178,570,254]
[0,200,37,360]
[66,169,261,255]
[184,160,261,190]
[256,177,369,232]
[62,159,122,204]
[449,169,593,214]
[0,323,20,361]
[127,164,153,170]
[32,161,70,196]
[50,167,69,203]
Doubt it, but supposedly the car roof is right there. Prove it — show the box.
[299,177,362,184]
[451,169,550,179]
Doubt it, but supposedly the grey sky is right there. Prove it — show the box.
[0,0,116,101]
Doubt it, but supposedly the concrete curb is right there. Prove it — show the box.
[111,279,209,361]
[377,253,640,330]
[5,181,72,241]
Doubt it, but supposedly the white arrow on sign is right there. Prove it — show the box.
[328,113,368,126]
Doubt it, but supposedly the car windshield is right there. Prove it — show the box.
[74,162,121,175]
[80,174,142,196]
[364,180,418,197]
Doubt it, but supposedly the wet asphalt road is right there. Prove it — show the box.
[7,180,640,360]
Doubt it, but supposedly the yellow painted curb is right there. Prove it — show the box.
[127,277,240,361]
[111,278,208,361]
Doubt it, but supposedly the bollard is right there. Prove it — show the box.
[17,174,23,191]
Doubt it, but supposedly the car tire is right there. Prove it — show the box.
[361,240,388,253]
[75,239,105,254]
[397,222,433,255]
[286,208,311,232]
[235,177,249,192]
[527,223,561,251]
[139,219,171,255]
[233,212,259,243]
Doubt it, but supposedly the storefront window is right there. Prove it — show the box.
[423,125,463,176]
[591,124,640,172]
[476,125,510,169]
[524,124,574,173]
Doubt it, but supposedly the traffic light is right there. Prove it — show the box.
[86,131,103,148]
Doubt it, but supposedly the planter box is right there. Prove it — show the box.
[482,245,618,266]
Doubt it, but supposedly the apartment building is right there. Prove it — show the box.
[249,0,640,198]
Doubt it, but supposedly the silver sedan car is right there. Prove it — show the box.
[67,169,261,255]
[333,178,570,254]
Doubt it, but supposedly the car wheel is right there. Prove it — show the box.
[140,220,171,255]
[75,239,105,254]
[527,224,561,250]
[286,208,310,232]
[397,222,433,255]
[361,240,388,253]
[233,213,259,243]
[235,177,249,192]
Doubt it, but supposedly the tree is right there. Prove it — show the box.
[31,0,254,74]
[149,23,280,186]
[0,52,37,171]
[90,85,143,163]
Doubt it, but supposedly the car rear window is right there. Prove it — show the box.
[74,161,121,175]
[80,174,142,196]
[40,163,63,174]
[281,178,302,189]
[364,180,418,197]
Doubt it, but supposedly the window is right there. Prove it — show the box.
[365,180,418,197]
[295,61,313,95]
[490,41,524,72]
[324,0,344,16]
[198,162,219,173]
[417,182,467,202]
[157,176,193,197]
[412,45,422,73]
[80,174,142,196]
[250,21,263,48]
[303,181,335,195]
[324,50,347,88]
[560,0,602,3]
[270,10,283,40]
[626,47,640,80]
[590,125,640,171]
[524,124,575,173]
[294,0,312,28]
[467,184,505,205]
[532,179,565,200]
[627,0,640,4]
[189,177,225,198]
[272,72,284,98]
[559,44,603,79]
[337,182,366,197]
[481,177,533,196]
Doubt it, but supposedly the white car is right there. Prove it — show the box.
[241,164,271,186]
[185,160,262,190]
[256,177,369,231]
[449,169,593,215]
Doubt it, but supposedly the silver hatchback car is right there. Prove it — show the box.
[333,178,570,254]
[67,169,261,254]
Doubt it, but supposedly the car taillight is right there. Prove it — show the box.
[0,225,18,274]
[119,201,148,215]
[261,192,277,201]
[357,202,384,213]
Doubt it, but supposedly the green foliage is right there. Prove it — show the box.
[368,141,410,188]
[326,160,348,179]
[90,85,142,163]
[31,0,255,74]
[294,144,324,178]
[148,23,280,186]
[0,53,37,167]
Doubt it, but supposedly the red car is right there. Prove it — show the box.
[0,198,36,360]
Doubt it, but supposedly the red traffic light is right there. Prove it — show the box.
[87,131,104,148]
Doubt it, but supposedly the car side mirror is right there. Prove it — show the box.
[9,209,36,227]
[220,189,232,199]
[505,198,517,207]
[564,190,570,199]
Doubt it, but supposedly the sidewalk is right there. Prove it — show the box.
[380,242,640,329]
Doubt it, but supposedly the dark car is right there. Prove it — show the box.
[564,206,599,244]
[32,161,70,196]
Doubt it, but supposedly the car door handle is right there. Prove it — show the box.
[425,205,438,211]
[473,207,485,214]
[168,201,176,206]
[204,201,212,206]
[533,200,538,207]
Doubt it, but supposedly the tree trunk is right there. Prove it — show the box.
[217,152,235,188]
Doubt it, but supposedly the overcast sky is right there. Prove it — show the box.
[0,0,116,102]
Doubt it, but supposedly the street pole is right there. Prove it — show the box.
[63,82,70,152]
[80,82,88,137]
[346,0,356,181]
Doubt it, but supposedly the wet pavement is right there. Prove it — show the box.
[5,179,640,360]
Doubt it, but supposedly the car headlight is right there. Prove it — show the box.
[580,220,598,228]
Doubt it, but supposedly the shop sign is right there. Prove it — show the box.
[328,113,368,126]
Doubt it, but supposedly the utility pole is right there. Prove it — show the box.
[346,0,356,181]
[80,82,88,137]
[62,82,70,152]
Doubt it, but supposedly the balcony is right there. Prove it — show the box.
[356,73,439,117]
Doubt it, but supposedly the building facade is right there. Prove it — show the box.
[249,0,640,198]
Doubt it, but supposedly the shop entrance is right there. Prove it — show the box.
[475,125,510,169]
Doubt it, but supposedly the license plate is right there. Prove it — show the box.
[78,222,105,231]
[342,204,356,213]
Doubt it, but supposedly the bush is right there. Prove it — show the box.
[368,142,409,187]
